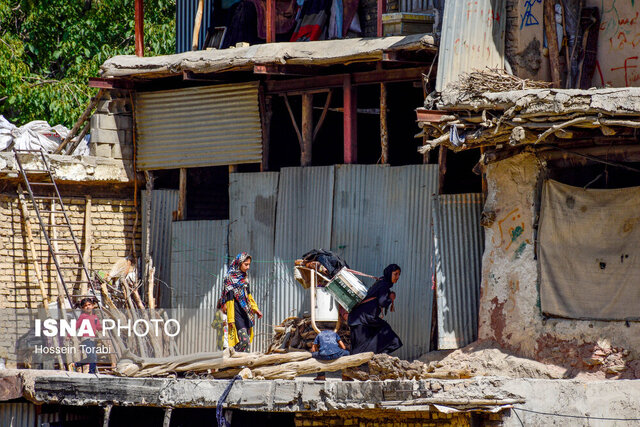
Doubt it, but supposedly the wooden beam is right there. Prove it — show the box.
[178,168,187,221]
[313,90,332,142]
[380,83,388,164]
[301,93,313,166]
[266,0,276,43]
[254,64,316,76]
[80,196,92,296]
[438,146,447,195]
[192,0,205,51]
[163,408,173,427]
[55,89,104,154]
[88,78,135,89]
[265,67,429,94]
[343,75,357,164]
[135,0,144,57]
[544,0,562,88]
[103,404,112,427]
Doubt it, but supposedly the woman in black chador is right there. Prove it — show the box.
[348,264,403,354]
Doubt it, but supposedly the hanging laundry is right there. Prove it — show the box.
[290,0,332,41]
[248,0,298,40]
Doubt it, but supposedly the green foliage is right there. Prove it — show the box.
[0,0,176,127]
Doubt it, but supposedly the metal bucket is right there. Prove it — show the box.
[325,268,368,311]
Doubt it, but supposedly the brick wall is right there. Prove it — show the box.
[293,410,502,426]
[0,193,140,310]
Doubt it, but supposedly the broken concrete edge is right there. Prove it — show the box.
[435,87,640,116]
[100,34,437,79]
[0,152,135,183]
[1,369,523,414]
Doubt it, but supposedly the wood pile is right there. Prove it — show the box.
[266,316,350,354]
[446,68,551,95]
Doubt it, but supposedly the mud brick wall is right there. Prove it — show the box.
[0,194,140,311]
[293,410,498,426]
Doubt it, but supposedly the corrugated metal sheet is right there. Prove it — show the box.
[435,0,506,91]
[331,164,438,360]
[142,189,179,308]
[135,82,263,170]
[399,0,435,13]
[176,0,213,53]
[432,193,484,349]
[228,172,279,352]
[272,166,335,325]
[0,403,36,427]
[171,220,228,354]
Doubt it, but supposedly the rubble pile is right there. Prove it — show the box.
[267,316,351,353]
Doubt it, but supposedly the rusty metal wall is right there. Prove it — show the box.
[435,0,506,91]
[142,189,179,308]
[176,0,213,53]
[331,164,438,360]
[170,220,228,354]
[228,172,279,352]
[432,193,484,349]
[135,82,262,170]
[272,166,335,326]
[0,403,35,427]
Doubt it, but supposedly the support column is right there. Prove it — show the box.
[266,0,276,43]
[178,168,187,220]
[438,146,447,195]
[380,83,388,164]
[301,93,313,166]
[343,75,357,164]
[135,0,144,57]
[259,88,272,171]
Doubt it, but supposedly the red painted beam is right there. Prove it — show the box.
[377,0,385,37]
[343,75,357,164]
[88,77,134,89]
[135,0,144,57]
[266,0,276,43]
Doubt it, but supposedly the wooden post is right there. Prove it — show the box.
[380,83,388,164]
[438,146,447,195]
[80,196,92,296]
[228,165,238,174]
[135,0,144,57]
[103,404,112,427]
[192,0,205,50]
[343,75,357,164]
[163,408,173,427]
[143,170,154,298]
[266,0,276,43]
[301,93,313,166]
[544,0,562,88]
[377,0,385,37]
[55,89,104,154]
[258,87,272,171]
[178,168,187,221]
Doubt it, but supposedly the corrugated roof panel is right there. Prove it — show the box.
[135,82,262,170]
[142,189,179,308]
[436,0,506,91]
[176,0,213,53]
[170,220,228,354]
[228,172,279,352]
[272,166,335,325]
[432,193,484,349]
[330,164,438,360]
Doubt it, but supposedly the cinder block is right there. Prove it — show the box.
[91,113,133,131]
[91,128,131,145]
[90,143,113,158]
[111,143,134,160]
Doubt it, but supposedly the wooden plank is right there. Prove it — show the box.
[103,404,112,427]
[135,0,144,57]
[80,196,92,296]
[55,88,104,154]
[438,146,447,195]
[251,352,373,379]
[254,64,316,76]
[380,83,389,164]
[266,0,276,43]
[544,0,562,88]
[301,93,313,166]
[192,0,205,51]
[377,0,385,37]
[178,168,187,221]
[343,75,357,164]
[265,67,428,94]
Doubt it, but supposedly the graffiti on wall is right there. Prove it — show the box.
[496,208,531,259]
[520,0,542,29]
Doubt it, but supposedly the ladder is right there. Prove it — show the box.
[13,148,100,309]
[14,149,120,370]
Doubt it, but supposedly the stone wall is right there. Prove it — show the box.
[0,193,140,310]
[479,153,640,379]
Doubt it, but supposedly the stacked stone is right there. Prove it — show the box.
[90,89,134,160]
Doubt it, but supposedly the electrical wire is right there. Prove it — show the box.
[513,407,640,422]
